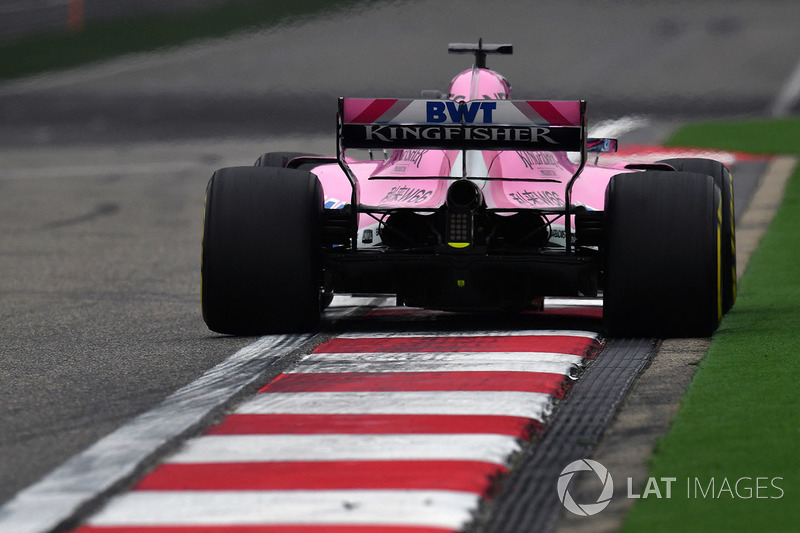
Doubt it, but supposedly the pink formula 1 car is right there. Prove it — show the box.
[202,41,736,338]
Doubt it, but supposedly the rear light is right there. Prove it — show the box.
[445,180,483,248]
[446,209,472,247]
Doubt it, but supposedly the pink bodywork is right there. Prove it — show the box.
[314,150,625,218]
[306,67,636,231]
[447,68,512,101]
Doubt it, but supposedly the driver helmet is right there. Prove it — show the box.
[447,68,512,101]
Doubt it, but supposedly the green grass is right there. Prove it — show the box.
[622,118,800,532]
[0,0,363,82]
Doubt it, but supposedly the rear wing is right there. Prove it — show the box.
[338,97,585,152]
[336,97,588,253]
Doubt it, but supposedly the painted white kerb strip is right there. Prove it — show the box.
[293,356,580,375]
[299,351,586,365]
[238,390,554,419]
[87,490,478,528]
[292,350,585,376]
[0,334,313,533]
[168,434,520,464]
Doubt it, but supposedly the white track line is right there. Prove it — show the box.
[236,390,554,419]
[0,334,313,533]
[86,490,477,528]
[770,54,800,117]
[167,434,519,464]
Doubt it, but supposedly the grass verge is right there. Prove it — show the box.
[0,0,363,82]
[622,118,800,532]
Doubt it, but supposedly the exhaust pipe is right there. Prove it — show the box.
[446,179,483,211]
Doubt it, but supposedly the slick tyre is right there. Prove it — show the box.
[202,166,323,334]
[658,158,736,313]
[604,171,722,338]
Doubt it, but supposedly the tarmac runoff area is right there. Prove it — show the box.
[555,155,798,533]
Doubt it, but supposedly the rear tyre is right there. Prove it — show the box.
[603,171,722,338]
[202,166,323,334]
[658,157,736,313]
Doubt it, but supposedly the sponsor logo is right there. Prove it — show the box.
[342,123,580,150]
[379,186,433,205]
[362,125,557,144]
[324,197,347,209]
[558,459,614,516]
[426,101,497,123]
[394,149,429,168]
[517,150,559,168]
[509,189,563,207]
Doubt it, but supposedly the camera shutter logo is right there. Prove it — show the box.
[557,459,614,516]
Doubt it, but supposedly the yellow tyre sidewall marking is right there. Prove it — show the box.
[717,198,723,322]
